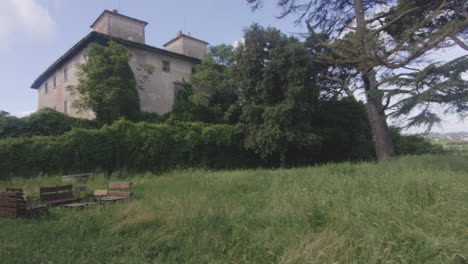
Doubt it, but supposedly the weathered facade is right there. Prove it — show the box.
[31,10,208,118]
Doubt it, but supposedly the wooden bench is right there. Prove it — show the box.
[0,191,48,218]
[99,182,133,202]
[109,182,133,199]
[61,173,92,183]
[40,185,80,206]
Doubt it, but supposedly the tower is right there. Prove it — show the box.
[90,9,148,44]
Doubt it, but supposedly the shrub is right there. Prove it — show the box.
[0,120,259,177]
[391,128,444,155]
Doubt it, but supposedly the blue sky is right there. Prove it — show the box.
[0,0,466,133]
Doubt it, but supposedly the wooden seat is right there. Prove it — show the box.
[108,182,133,199]
[91,190,108,203]
[94,190,108,197]
[40,185,79,206]
[97,182,133,202]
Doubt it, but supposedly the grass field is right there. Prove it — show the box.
[0,154,467,264]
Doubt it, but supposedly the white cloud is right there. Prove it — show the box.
[0,0,56,51]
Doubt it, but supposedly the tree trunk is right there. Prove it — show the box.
[365,97,395,161]
[279,151,286,168]
[354,0,394,161]
[363,72,395,161]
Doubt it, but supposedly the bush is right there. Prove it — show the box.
[0,100,381,177]
[0,108,98,139]
[391,128,444,155]
[311,98,375,163]
[0,120,259,177]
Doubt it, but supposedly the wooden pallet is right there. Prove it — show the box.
[0,192,23,219]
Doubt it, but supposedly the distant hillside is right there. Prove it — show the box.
[426,131,468,139]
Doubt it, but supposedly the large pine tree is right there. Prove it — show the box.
[247,0,467,160]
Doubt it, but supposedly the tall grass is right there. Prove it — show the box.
[0,154,467,263]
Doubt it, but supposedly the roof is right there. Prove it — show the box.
[90,10,148,28]
[163,33,209,47]
[31,31,201,89]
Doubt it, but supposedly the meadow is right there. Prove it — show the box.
[0,154,467,264]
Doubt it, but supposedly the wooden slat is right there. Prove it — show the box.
[40,186,59,193]
[0,211,17,219]
[0,202,17,207]
[41,185,73,193]
[0,197,20,202]
[0,192,21,197]
[109,191,133,198]
[55,185,73,191]
[74,186,87,192]
[46,198,79,206]
[40,193,58,201]
[55,192,73,200]
[0,207,17,212]
[100,196,124,202]
[109,182,132,190]
[63,203,86,209]
[94,190,108,196]
[6,188,23,193]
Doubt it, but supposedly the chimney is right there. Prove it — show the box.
[163,31,209,60]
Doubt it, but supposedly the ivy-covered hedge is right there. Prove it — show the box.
[0,120,258,177]
[0,111,444,178]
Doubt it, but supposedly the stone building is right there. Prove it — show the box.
[31,10,208,118]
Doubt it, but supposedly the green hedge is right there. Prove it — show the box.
[0,110,444,178]
[0,120,258,177]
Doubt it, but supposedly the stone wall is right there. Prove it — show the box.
[38,50,95,119]
[37,46,196,118]
[108,16,145,43]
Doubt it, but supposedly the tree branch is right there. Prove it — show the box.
[338,17,357,30]
[450,35,468,51]
[380,95,391,113]
[374,7,420,35]
[377,73,415,86]
[320,74,356,98]
[364,0,413,24]
[306,21,325,44]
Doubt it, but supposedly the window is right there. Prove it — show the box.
[63,67,68,82]
[53,76,57,88]
[191,67,195,74]
[162,61,170,72]
[44,82,48,94]
[64,100,68,114]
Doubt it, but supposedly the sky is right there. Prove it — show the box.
[0,0,466,133]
